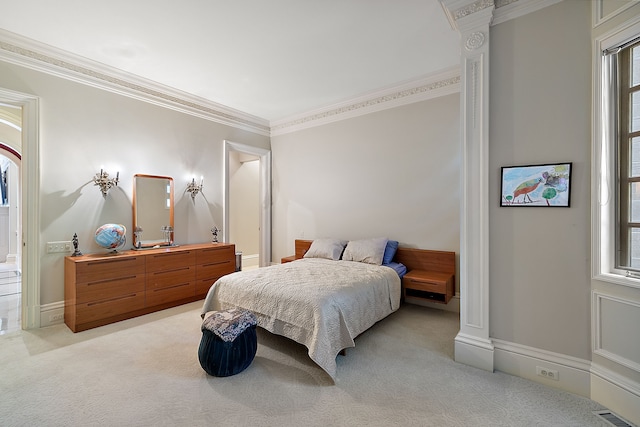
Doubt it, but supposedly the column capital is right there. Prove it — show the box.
[440,0,495,33]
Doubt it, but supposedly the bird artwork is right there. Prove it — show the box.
[512,177,543,203]
[501,163,571,206]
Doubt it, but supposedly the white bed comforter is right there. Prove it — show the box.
[201,258,401,381]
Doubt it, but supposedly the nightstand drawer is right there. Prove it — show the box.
[403,277,446,294]
[402,269,454,304]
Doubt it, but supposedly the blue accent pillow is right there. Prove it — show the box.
[384,262,407,278]
[382,240,399,265]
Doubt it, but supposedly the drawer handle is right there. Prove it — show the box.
[152,266,191,275]
[408,279,436,284]
[202,247,229,252]
[152,252,192,259]
[202,261,230,267]
[152,282,191,292]
[87,258,139,267]
[87,275,137,286]
[87,293,138,306]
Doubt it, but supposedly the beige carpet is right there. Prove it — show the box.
[0,302,608,426]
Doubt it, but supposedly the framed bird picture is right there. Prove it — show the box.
[500,162,572,207]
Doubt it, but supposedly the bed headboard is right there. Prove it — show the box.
[295,239,313,259]
[293,239,455,285]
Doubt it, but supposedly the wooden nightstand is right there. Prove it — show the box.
[402,269,454,304]
[281,255,296,263]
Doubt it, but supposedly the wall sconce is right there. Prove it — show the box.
[186,176,203,200]
[93,169,119,197]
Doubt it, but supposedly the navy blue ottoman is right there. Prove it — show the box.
[198,308,258,377]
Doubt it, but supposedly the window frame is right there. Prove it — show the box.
[593,16,640,289]
[616,40,640,271]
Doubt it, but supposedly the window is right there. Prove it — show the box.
[594,19,640,286]
[617,41,640,271]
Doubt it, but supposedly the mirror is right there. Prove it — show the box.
[132,174,174,249]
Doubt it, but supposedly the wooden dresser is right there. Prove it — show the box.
[64,243,235,332]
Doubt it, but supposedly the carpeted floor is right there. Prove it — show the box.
[0,302,609,426]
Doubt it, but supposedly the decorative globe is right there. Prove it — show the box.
[94,224,127,250]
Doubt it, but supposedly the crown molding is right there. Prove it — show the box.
[270,67,461,137]
[441,0,563,29]
[493,0,562,26]
[441,0,495,30]
[0,29,270,136]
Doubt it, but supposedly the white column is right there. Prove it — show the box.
[441,0,495,371]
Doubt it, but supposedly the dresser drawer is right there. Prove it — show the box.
[146,281,195,307]
[195,277,219,296]
[197,245,235,264]
[403,277,446,294]
[75,256,145,283]
[196,260,234,281]
[75,291,146,325]
[147,265,196,290]
[76,274,146,304]
[146,250,196,273]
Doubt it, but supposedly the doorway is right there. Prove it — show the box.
[0,105,22,334]
[223,141,271,267]
[0,88,39,331]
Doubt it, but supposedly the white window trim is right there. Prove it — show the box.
[593,14,640,289]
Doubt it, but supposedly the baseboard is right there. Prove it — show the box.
[591,363,640,426]
[242,253,259,268]
[493,338,591,397]
[39,301,64,327]
[455,332,495,372]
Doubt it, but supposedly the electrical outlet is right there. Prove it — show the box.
[46,241,72,254]
[536,366,559,381]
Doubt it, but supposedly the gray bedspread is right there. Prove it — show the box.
[201,258,401,381]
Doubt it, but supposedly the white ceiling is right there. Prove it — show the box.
[0,1,460,122]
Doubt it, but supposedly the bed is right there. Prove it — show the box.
[201,238,454,381]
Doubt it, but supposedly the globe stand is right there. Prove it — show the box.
[108,236,127,254]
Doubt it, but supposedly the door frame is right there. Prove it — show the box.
[0,88,40,329]
[223,140,271,267]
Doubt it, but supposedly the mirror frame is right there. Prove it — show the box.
[132,173,174,249]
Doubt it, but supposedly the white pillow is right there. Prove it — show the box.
[342,238,388,265]
[303,238,347,261]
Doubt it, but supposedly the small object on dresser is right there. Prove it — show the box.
[134,226,143,249]
[211,226,219,243]
[71,233,82,256]
[161,225,173,246]
[94,224,127,252]
[198,308,257,377]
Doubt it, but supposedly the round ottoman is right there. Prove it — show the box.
[198,308,258,377]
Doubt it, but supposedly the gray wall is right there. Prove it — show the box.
[489,1,592,359]
[271,94,460,274]
[0,61,270,305]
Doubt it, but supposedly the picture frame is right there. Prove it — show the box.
[500,162,572,207]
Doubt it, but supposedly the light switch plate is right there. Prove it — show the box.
[46,241,72,254]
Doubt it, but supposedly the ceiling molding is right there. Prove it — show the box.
[0,29,270,136]
[441,0,563,29]
[440,0,495,30]
[492,0,562,25]
[270,67,461,137]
